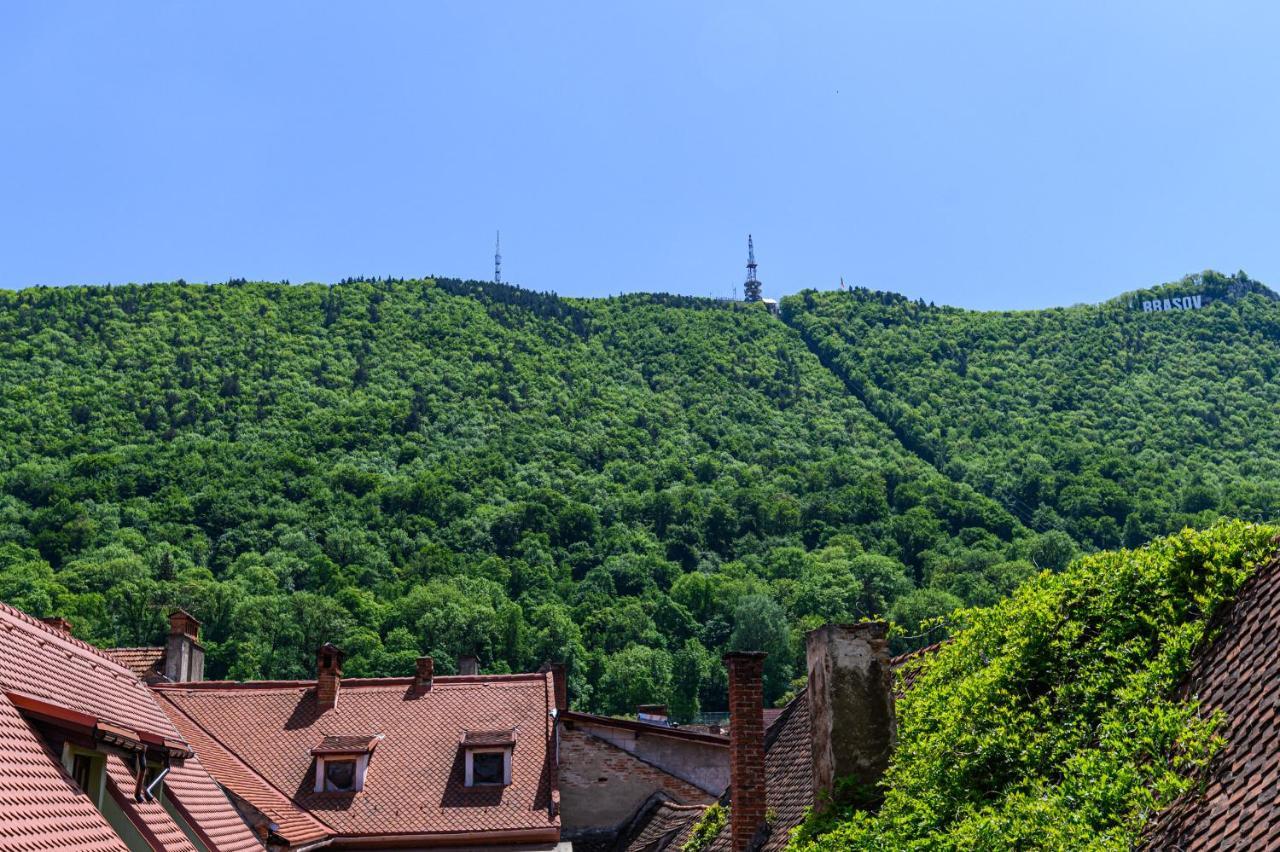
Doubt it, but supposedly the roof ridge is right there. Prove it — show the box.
[152,672,552,691]
[152,690,337,837]
[0,599,146,676]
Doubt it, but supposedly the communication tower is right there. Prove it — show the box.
[494,231,502,285]
[744,235,762,302]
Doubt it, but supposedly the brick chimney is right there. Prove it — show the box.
[413,656,434,695]
[41,616,73,634]
[316,643,344,711]
[164,609,205,682]
[806,623,895,810]
[457,654,479,676]
[550,663,568,713]
[724,651,767,852]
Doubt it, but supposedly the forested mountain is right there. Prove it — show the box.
[0,278,1027,714]
[782,271,1280,550]
[0,271,1274,716]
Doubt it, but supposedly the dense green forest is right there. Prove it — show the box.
[789,521,1277,850]
[0,272,1274,716]
[782,271,1280,550]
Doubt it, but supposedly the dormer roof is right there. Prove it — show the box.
[461,728,517,748]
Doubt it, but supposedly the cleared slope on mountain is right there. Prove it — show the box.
[0,279,1023,711]
[782,271,1280,551]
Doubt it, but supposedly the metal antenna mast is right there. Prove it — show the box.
[494,231,502,285]
[743,234,762,301]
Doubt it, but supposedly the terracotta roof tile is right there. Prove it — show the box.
[0,601,180,742]
[162,750,266,852]
[101,647,165,679]
[1143,553,1280,849]
[155,672,559,840]
[0,691,129,852]
[155,691,331,846]
[102,751,200,852]
[0,601,262,850]
[620,799,707,852]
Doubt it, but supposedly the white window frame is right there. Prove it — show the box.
[464,747,511,787]
[314,754,370,793]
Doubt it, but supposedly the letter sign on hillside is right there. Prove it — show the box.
[1141,294,1203,312]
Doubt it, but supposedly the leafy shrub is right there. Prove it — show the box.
[790,521,1278,850]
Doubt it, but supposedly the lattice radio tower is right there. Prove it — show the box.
[494,232,502,285]
[743,234,762,302]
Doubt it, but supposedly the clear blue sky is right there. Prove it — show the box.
[2,2,1277,309]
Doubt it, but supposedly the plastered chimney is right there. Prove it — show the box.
[806,623,895,810]
[457,654,479,676]
[316,643,344,711]
[164,609,204,682]
[724,651,767,851]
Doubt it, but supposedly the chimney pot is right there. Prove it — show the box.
[316,643,344,711]
[413,656,434,694]
[724,651,767,852]
[168,609,201,640]
[457,654,479,676]
[806,623,895,811]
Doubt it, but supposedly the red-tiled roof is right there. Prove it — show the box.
[0,690,129,852]
[0,600,260,852]
[102,752,200,852]
[0,602,178,742]
[155,672,560,842]
[156,692,332,847]
[162,749,266,852]
[890,641,944,694]
[101,647,165,679]
[1142,552,1280,849]
[620,799,707,852]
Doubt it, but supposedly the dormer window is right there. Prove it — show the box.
[312,734,381,793]
[323,758,357,792]
[461,728,515,787]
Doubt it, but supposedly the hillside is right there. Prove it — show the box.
[782,270,1280,550]
[0,279,1022,713]
[1,271,1278,716]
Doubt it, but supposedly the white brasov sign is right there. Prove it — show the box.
[1142,294,1203,312]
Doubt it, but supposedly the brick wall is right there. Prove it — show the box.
[558,727,714,836]
[725,651,767,852]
